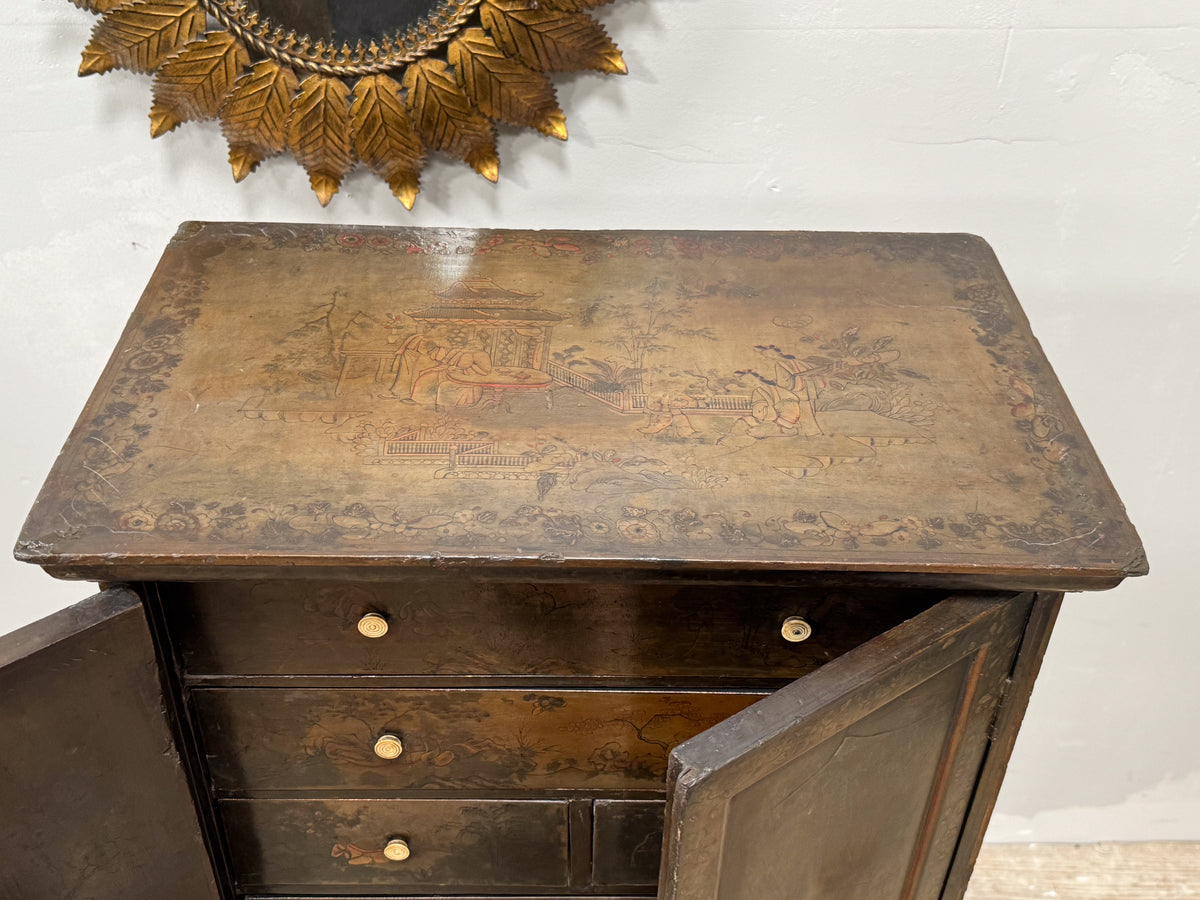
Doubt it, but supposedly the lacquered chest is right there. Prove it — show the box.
[6,224,1144,900]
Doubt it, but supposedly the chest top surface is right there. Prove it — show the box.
[17,223,1144,589]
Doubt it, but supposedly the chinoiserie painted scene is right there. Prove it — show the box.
[17,224,1142,578]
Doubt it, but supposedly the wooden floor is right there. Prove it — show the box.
[965,843,1200,899]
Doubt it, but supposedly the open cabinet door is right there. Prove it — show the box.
[660,593,1035,900]
[0,588,220,900]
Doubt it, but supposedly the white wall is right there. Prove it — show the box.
[3,0,1197,844]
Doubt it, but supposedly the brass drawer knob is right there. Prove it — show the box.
[781,616,813,643]
[374,733,403,759]
[356,613,389,638]
[383,838,411,861]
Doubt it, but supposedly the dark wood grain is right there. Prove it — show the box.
[143,582,240,900]
[660,592,1034,900]
[40,560,1143,592]
[592,800,665,887]
[568,798,594,890]
[0,589,219,900]
[941,591,1064,899]
[195,687,764,792]
[222,798,569,891]
[166,580,941,677]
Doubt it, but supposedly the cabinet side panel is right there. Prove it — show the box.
[0,588,220,900]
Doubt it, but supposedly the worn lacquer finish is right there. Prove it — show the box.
[660,593,1034,900]
[196,687,765,791]
[0,589,220,900]
[592,800,664,887]
[221,798,570,890]
[16,224,1144,589]
[167,580,942,676]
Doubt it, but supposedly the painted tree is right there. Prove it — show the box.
[575,280,719,391]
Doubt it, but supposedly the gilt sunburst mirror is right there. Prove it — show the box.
[64,0,629,207]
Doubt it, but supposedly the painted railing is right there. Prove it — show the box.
[453,454,531,468]
[384,439,495,456]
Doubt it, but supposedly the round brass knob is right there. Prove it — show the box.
[383,838,411,861]
[357,613,388,639]
[781,616,813,643]
[374,733,403,759]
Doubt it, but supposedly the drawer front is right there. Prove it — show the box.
[167,580,942,677]
[196,689,764,791]
[222,799,569,893]
[592,800,665,888]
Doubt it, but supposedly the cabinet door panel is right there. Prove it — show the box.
[660,593,1033,900]
[0,588,219,899]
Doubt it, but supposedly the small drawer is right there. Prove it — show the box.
[195,688,764,792]
[222,798,569,893]
[165,580,943,677]
[593,800,665,887]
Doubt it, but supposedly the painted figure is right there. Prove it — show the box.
[385,330,492,408]
[438,334,494,409]
[641,392,699,436]
[741,360,822,437]
[384,330,445,402]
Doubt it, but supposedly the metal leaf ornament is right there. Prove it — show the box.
[66,0,629,207]
[287,75,355,206]
[220,60,300,182]
[350,75,425,209]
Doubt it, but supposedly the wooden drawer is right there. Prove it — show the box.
[222,798,569,893]
[195,688,764,792]
[165,581,943,678]
[592,800,665,888]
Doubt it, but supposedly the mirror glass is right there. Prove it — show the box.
[246,0,447,45]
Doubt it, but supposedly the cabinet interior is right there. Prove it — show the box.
[149,579,952,897]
